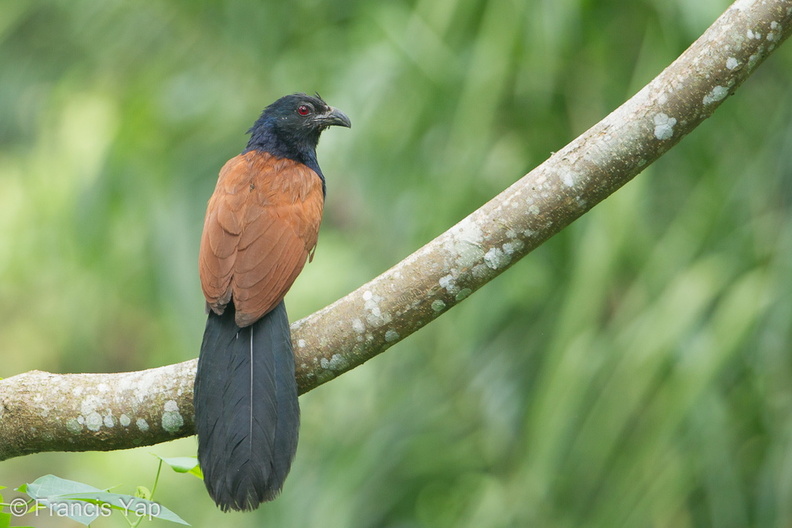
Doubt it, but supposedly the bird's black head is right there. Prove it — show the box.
[245,93,351,171]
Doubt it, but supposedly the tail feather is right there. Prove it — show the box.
[194,300,299,511]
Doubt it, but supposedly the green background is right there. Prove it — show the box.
[2,0,792,526]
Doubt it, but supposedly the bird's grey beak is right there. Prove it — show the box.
[319,107,352,128]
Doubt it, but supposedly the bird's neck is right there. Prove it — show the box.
[244,127,326,194]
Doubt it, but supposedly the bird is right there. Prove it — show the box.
[193,93,351,511]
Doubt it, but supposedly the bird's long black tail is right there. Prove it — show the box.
[194,300,299,511]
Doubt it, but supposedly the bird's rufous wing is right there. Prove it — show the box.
[199,151,324,327]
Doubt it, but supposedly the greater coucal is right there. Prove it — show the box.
[194,93,351,511]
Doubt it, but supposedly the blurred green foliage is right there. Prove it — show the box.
[1,0,792,526]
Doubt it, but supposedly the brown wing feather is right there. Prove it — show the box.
[198,151,324,327]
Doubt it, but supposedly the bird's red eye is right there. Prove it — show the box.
[297,105,311,116]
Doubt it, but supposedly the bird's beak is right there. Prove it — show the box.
[319,107,352,129]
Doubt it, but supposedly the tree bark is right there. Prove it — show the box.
[2,0,791,462]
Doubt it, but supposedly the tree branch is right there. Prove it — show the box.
[2,0,791,462]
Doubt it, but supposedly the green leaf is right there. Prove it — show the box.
[61,493,190,526]
[21,475,104,525]
[0,513,31,528]
[24,475,103,497]
[155,456,203,479]
[22,475,190,526]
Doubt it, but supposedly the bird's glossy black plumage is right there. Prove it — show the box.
[245,93,351,184]
[195,301,297,510]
